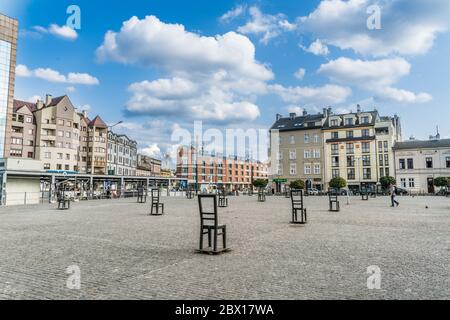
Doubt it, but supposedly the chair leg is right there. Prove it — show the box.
[208,230,212,247]
[223,226,227,249]
[213,229,218,252]
[200,229,204,250]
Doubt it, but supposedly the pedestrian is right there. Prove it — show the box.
[389,184,399,207]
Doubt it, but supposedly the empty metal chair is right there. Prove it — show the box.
[150,189,164,215]
[57,190,70,210]
[218,191,228,208]
[291,189,307,224]
[258,189,266,202]
[198,195,228,254]
[137,186,147,203]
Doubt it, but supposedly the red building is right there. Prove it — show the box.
[176,146,268,192]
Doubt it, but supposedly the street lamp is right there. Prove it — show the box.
[108,121,123,130]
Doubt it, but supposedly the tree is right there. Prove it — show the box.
[253,179,269,189]
[290,180,305,190]
[434,177,449,188]
[329,177,347,190]
[380,176,396,189]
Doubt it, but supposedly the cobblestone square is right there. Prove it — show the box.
[0,195,449,300]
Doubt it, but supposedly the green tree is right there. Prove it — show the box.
[253,179,269,189]
[290,180,305,190]
[329,177,347,190]
[434,177,449,188]
[380,176,396,189]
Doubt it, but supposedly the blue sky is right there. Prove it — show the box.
[1,0,450,159]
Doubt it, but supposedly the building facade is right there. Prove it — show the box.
[323,107,401,191]
[10,95,109,174]
[176,146,268,191]
[107,132,137,176]
[0,14,18,158]
[136,154,162,177]
[269,111,326,192]
[393,138,450,194]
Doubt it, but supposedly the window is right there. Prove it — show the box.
[289,135,295,144]
[347,168,355,180]
[347,143,354,154]
[408,178,415,188]
[363,168,371,180]
[330,119,338,126]
[447,157,450,168]
[399,159,406,170]
[313,134,320,143]
[57,164,62,170]
[401,178,407,188]
[378,141,383,150]
[10,149,22,157]
[67,121,72,127]
[304,134,310,144]
[384,154,389,166]
[277,163,283,175]
[383,141,388,152]
[332,156,339,167]
[11,138,23,145]
[346,131,354,138]
[277,152,283,160]
[44,163,51,170]
[385,168,390,176]
[362,129,370,137]
[362,142,370,153]
[314,149,321,158]
[65,131,71,138]
[380,168,385,178]
[26,116,32,123]
[304,150,311,159]
[27,152,33,158]
[304,164,311,175]
[331,144,339,155]
[28,129,34,135]
[289,150,297,160]
[290,163,297,175]
[379,154,384,167]
[57,153,63,160]
[331,132,339,139]
[65,165,70,171]
[426,157,433,169]
[361,116,369,124]
[58,131,64,137]
[362,155,371,167]
[314,164,321,175]
[58,119,64,126]
[345,118,354,126]
[44,152,51,159]
[332,169,340,178]
[347,156,355,167]
[407,158,414,169]
[66,154,70,160]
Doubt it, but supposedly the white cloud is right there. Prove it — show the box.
[294,68,306,80]
[220,5,246,23]
[318,57,432,103]
[97,15,273,124]
[269,84,352,106]
[140,144,161,158]
[237,6,296,44]
[298,0,450,57]
[66,86,76,93]
[33,24,78,41]
[300,39,329,56]
[286,106,304,115]
[16,64,99,85]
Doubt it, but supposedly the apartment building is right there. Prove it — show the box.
[0,14,18,158]
[136,154,162,177]
[393,137,450,194]
[269,111,327,192]
[11,100,36,159]
[323,106,401,192]
[107,132,137,176]
[176,146,268,191]
[10,95,110,174]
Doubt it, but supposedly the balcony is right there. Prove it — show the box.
[41,122,57,130]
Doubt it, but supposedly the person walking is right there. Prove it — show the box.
[389,184,399,207]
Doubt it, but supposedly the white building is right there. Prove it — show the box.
[393,138,450,194]
[107,132,137,176]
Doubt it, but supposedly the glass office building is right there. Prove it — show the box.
[0,14,18,158]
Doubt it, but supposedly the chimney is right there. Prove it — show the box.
[327,107,332,116]
[357,104,362,113]
[36,100,44,110]
[45,94,52,106]
[302,110,308,116]
[276,114,282,121]
[289,113,296,119]
[82,110,88,118]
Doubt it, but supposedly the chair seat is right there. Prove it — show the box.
[202,225,226,230]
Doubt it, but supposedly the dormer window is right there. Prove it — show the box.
[361,116,370,124]
[330,119,338,126]
[345,118,354,126]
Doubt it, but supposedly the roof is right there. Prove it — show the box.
[323,111,379,129]
[270,113,325,131]
[13,99,37,113]
[393,139,450,150]
[46,96,66,107]
[88,116,108,129]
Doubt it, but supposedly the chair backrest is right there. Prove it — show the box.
[291,189,304,209]
[329,189,338,201]
[198,195,218,227]
[151,189,160,203]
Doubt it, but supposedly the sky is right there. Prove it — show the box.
[1,0,450,161]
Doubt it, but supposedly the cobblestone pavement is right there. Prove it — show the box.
[0,195,449,300]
